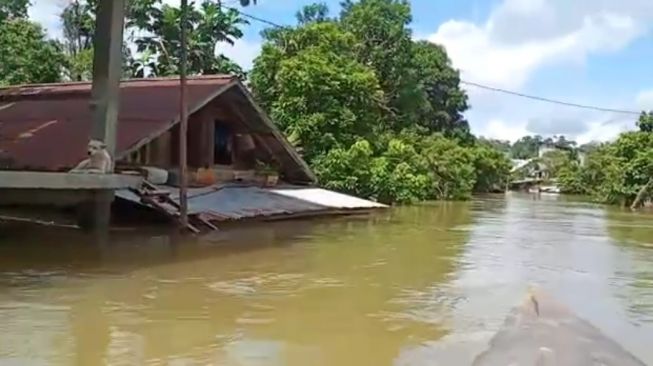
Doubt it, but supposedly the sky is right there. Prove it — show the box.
[28,0,653,144]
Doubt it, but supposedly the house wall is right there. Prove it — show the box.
[120,96,263,171]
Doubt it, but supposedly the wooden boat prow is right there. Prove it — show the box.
[472,287,646,366]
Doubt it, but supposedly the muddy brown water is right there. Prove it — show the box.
[0,193,652,365]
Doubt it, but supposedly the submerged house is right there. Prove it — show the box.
[0,76,384,228]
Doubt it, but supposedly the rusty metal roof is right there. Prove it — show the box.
[0,76,235,172]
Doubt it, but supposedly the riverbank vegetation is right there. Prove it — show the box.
[502,114,653,208]
[0,0,513,204]
[556,114,653,208]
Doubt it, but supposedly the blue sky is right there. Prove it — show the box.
[30,0,653,143]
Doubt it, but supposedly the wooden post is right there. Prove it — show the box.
[179,0,189,228]
[90,0,126,153]
[82,0,126,232]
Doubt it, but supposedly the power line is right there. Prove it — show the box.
[221,7,643,116]
[222,5,286,28]
[461,81,641,116]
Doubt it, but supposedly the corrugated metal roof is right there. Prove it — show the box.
[116,185,385,222]
[0,76,235,172]
[271,188,387,209]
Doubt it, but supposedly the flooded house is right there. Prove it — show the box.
[0,76,384,230]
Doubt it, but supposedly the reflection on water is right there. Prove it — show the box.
[0,193,652,365]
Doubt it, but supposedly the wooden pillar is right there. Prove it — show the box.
[90,0,126,152]
[179,0,190,228]
[81,0,126,232]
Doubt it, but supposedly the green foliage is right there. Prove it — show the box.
[250,1,507,203]
[63,47,94,81]
[340,0,413,106]
[510,135,542,159]
[557,163,586,194]
[313,133,510,204]
[0,19,66,86]
[637,111,653,133]
[59,0,95,81]
[133,0,247,77]
[478,138,511,155]
[411,41,470,140]
[266,23,384,160]
[540,149,572,178]
[472,144,512,193]
[0,0,29,22]
[557,131,653,206]
[296,2,330,24]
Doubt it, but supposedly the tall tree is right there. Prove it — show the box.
[338,0,470,139]
[296,2,330,24]
[0,19,66,86]
[133,0,247,77]
[411,40,470,139]
[252,20,384,160]
[60,0,96,81]
[511,135,543,159]
[340,0,413,115]
[637,111,653,133]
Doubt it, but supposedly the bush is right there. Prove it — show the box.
[314,133,511,204]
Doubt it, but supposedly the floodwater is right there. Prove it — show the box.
[0,193,652,366]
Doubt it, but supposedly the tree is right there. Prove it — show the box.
[478,138,511,155]
[0,0,29,22]
[637,111,653,133]
[511,135,543,159]
[249,1,507,203]
[58,0,157,80]
[540,149,572,178]
[411,40,470,140]
[133,0,247,77]
[256,22,384,160]
[340,0,413,110]
[296,2,330,24]
[0,19,66,86]
[59,0,96,81]
[472,144,512,192]
[560,130,653,206]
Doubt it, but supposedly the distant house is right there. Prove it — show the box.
[0,76,385,227]
[511,158,548,181]
[578,151,587,167]
[537,142,573,159]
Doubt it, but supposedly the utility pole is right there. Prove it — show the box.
[179,0,190,229]
[91,0,125,156]
[81,0,126,232]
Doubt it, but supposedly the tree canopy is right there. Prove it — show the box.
[250,1,509,203]
[0,18,66,86]
[0,0,29,22]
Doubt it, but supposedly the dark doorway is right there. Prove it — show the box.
[214,121,233,165]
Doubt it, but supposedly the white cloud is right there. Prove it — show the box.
[29,0,68,39]
[576,116,636,143]
[216,39,261,71]
[636,90,653,110]
[428,0,653,142]
[430,1,650,89]
[474,118,529,142]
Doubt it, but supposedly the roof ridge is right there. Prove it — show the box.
[0,75,237,92]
